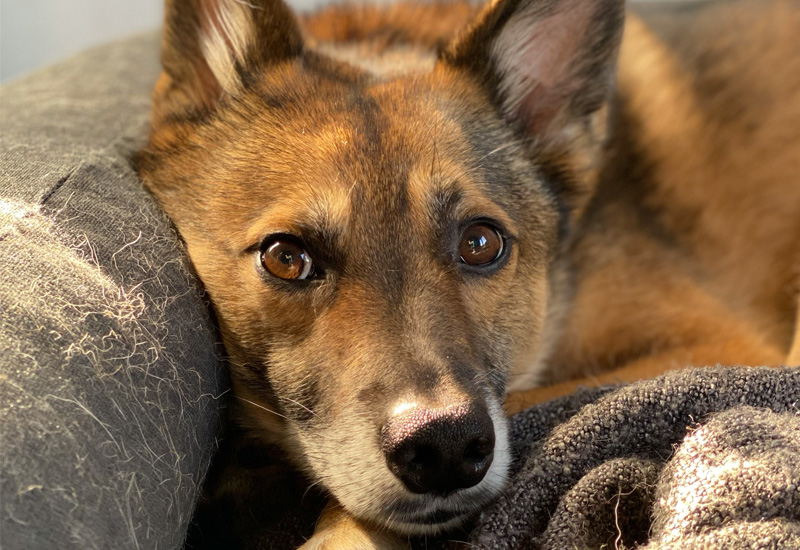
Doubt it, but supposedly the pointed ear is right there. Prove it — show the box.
[442,0,624,146]
[156,0,303,117]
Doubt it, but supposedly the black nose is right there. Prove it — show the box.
[381,403,495,495]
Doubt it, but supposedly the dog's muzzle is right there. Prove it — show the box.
[380,403,495,496]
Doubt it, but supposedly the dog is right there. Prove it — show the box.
[137,0,800,547]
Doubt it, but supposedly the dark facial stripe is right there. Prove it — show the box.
[342,89,416,308]
[535,159,573,243]
[283,377,321,425]
[429,187,464,266]
[587,93,681,246]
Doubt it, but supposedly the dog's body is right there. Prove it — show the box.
[508,0,800,404]
[138,0,800,547]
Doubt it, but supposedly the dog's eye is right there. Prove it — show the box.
[261,237,314,280]
[459,223,504,267]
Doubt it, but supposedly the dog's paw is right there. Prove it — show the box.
[298,502,408,550]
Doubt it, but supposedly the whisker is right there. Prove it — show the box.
[476,141,516,163]
[234,395,290,421]
[302,479,324,503]
[278,395,317,417]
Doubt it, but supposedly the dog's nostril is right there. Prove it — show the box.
[408,446,437,470]
[464,436,493,463]
[381,403,495,495]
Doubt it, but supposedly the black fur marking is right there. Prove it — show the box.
[291,224,349,280]
[344,91,415,308]
[160,106,216,129]
[535,160,573,243]
[451,361,485,396]
[285,377,321,425]
[429,187,464,266]
[257,92,293,110]
[460,115,517,195]
[241,361,279,397]
[567,3,626,119]
[409,367,442,396]
[587,93,685,247]
[347,91,384,155]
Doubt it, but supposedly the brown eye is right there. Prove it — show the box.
[459,223,504,267]
[261,237,314,280]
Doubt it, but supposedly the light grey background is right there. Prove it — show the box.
[0,0,329,82]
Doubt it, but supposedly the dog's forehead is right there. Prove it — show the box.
[239,75,517,250]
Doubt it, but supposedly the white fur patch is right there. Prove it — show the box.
[199,0,258,93]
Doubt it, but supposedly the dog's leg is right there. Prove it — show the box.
[505,339,786,414]
[299,502,408,550]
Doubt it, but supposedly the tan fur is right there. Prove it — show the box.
[298,503,409,550]
[138,0,800,547]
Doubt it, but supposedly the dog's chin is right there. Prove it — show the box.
[372,463,509,535]
[380,497,486,535]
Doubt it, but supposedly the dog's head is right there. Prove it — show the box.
[139,0,623,534]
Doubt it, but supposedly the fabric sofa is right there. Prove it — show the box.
[1,32,229,549]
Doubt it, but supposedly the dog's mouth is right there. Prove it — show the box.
[381,494,487,534]
[306,396,511,535]
[369,399,511,535]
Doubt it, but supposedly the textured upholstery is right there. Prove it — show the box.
[1,32,229,549]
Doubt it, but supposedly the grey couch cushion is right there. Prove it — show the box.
[1,32,229,549]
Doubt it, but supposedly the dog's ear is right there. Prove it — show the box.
[155,0,303,118]
[442,0,624,148]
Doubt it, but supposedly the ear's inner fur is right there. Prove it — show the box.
[197,0,257,94]
[157,0,304,118]
[443,0,623,136]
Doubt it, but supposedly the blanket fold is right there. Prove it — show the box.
[465,366,800,549]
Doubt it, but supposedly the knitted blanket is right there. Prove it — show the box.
[462,366,800,549]
[190,366,799,549]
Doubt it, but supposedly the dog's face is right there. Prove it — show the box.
[139,0,622,534]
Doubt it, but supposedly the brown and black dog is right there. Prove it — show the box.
[137,0,800,546]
